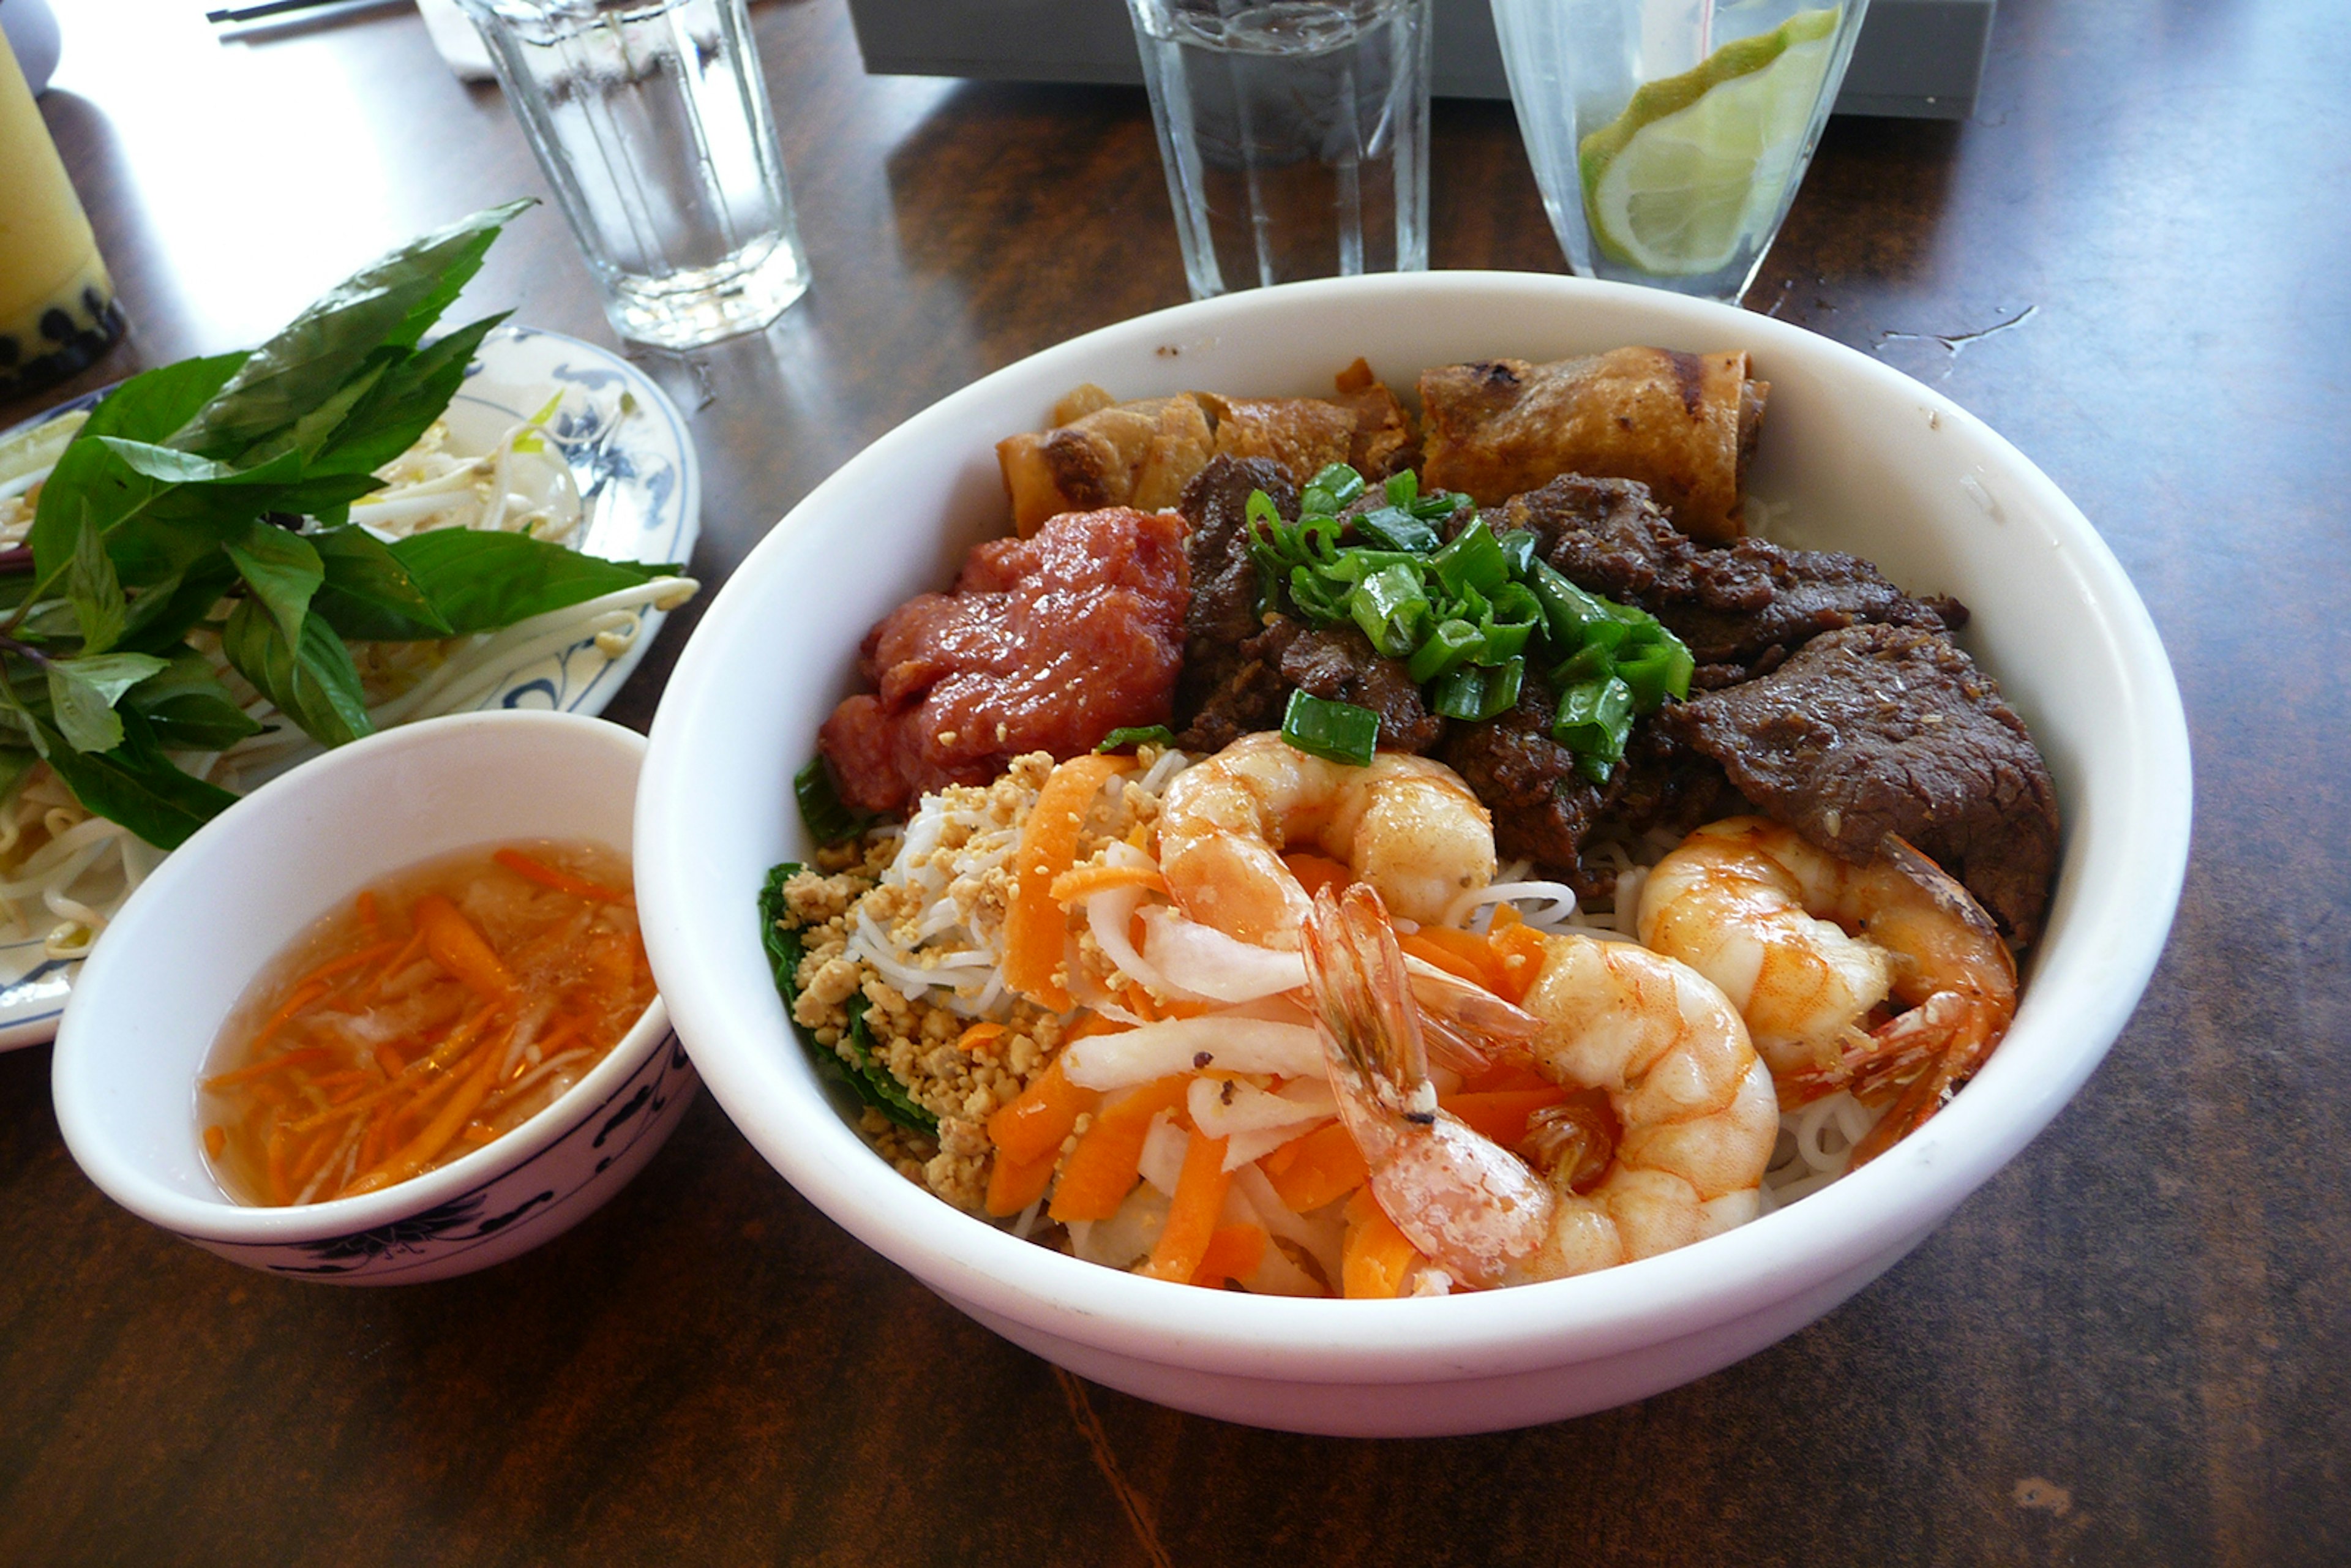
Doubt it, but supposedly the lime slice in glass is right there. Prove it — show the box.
[1578,7,1842,277]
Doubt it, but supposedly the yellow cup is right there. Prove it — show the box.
[0,32,122,400]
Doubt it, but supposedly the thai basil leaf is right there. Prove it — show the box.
[122,650,266,752]
[307,525,453,640]
[34,708,238,850]
[67,512,127,655]
[171,200,532,459]
[222,597,373,748]
[91,438,252,485]
[45,651,170,755]
[26,352,246,584]
[115,555,238,655]
[308,313,509,476]
[387,528,678,635]
[222,518,324,648]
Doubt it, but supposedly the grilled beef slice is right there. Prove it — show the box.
[1498,474,1965,686]
[1439,673,1730,902]
[1659,622,2061,945]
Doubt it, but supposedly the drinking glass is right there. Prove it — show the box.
[0,29,124,399]
[1489,0,1871,302]
[1124,0,1433,299]
[459,0,811,349]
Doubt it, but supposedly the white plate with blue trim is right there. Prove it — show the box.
[0,324,700,1049]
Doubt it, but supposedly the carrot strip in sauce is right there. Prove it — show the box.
[1190,1223,1267,1288]
[266,1125,291,1207]
[283,939,402,997]
[492,847,631,903]
[203,1046,332,1091]
[1004,755,1127,1010]
[987,1054,1099,1166]
[413,895,514,1000]
[1141,1129,1233,1283]
[356,890,380,935]
[340,1043,508,1198]
[364,928,430,999]
[244,980,332,1056]
[1046,1074,1190,1223]
[203,1125,227,1160]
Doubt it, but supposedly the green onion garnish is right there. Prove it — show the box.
[1243,467,1688,779]
[1280,689,1381,767]
[1095,725,1176,754]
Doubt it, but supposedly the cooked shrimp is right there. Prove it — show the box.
[1635,816,2017,1164]
[1303,885,1775,1289]
[1157,732,1496,948]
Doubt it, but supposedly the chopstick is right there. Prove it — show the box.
[206,0,398,24]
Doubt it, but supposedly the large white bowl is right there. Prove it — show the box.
[54,710,696,1283]
[635,273,2191,1435]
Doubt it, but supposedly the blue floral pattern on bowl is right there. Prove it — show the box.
[198,1030,699,1284]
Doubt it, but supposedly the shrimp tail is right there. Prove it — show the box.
[1301,884,1429,1100]
[1404,958,1544,1078]
[1849,996,2003,1166]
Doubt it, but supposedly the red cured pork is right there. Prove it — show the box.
[819,507,1191,814]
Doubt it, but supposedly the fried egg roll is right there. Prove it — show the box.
[1417,347,1768,541]
[997,360,1417,535]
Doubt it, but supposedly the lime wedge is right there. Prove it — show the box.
[1579,7,1842,277]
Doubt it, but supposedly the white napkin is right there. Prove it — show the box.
[414,0,496,81]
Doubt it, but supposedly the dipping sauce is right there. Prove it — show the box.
[198,841,655,1206]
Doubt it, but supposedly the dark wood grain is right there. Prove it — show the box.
[3,0,2347,1562]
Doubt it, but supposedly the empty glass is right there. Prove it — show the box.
[1489,0,1872,302]
[460,0,812,348]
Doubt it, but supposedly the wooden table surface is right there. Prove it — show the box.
[4,0,2345,1562]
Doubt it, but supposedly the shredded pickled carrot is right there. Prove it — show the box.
[413,895,514,1000]
[493,847,631,903]
[200,842,654,1207]
[955,1022,1007,1056]
[1004,755,1127,1010]
[1048,860,1168,904]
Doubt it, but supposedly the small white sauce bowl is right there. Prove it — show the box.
[636,272,2192,1434]
[52,709,694,1284]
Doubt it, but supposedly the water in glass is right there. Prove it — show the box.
[465,0,811,348]
[1127,0,1431,299]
